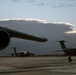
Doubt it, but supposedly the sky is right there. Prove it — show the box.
[0,0,76,55]
[0,0,76,25]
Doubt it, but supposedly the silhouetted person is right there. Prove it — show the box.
[68,56,72,63]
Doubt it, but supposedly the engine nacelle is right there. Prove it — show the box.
[0,29,10,50]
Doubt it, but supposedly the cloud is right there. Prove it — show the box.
[27,0,37,3]
[38,2,45,6]
[27,0,76,8]
[11,0,20,2]
[6,0,75,8]
[65,28,76,34]
[11,0,37,3]
[0,18,76,55]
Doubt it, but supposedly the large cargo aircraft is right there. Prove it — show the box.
[0,26,47,50]
[57,40,76,56]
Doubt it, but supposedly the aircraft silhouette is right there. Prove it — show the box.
[57,40,76,56]
[0,26,47,50]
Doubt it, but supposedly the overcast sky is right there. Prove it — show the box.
[0,0,76,55]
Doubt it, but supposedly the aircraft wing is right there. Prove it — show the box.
[52,48,76,53]
[1,26,47,42]
[0,26,47,50]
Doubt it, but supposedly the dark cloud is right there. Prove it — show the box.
[9,0,76,8]
[29,0,76,8]
[0,18,76,55]
[27,0,37,3]
[11,0,20,2]
[52,2,76,8]
[38,2,44,6]
[11,0,37,3]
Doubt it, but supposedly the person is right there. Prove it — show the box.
[68,56,72,63]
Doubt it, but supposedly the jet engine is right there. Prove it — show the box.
[0,30,10,50]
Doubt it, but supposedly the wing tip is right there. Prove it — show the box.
[42,37,48,42]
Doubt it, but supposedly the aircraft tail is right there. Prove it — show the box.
[58,40,66,49]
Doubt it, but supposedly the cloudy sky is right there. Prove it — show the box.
[0,0,76,55]
[0,0,76,25]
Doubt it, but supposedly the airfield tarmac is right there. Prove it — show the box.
[0,56,76,75]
